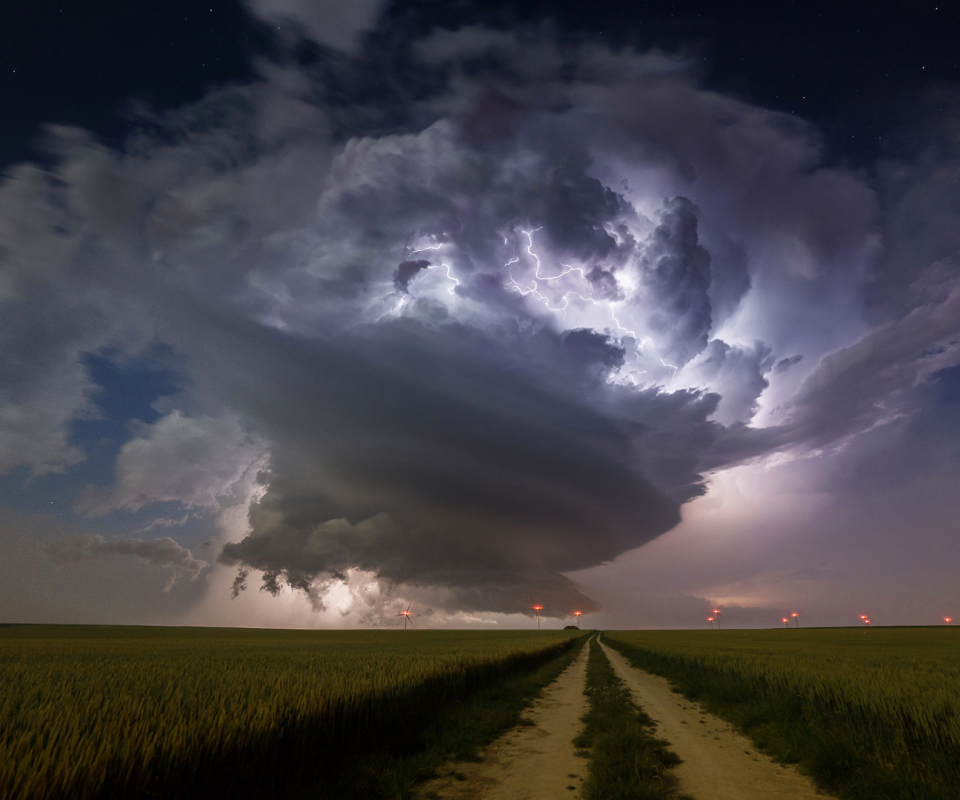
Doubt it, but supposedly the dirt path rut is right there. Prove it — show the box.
[416,640,590,800]
[598,637,833,800]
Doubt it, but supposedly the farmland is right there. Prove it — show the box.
[0,625,583,800]
[604,628,960,800]
[9,625,958,800]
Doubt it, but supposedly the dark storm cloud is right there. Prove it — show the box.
[774,354,803,373]
[45,534,208,590]
[785,271,960,449]
[638,197,712,366]
[6,57,707,612]
[538,159,636,264]
[704,265,960,468]
[561,328,626,372]
[702,234,750,328]
[686,340,774,425]
[3,14,959,622]
[221,513,601,614]
[585,266,624,301]
[613,385,721,504]
[393,259,430,293]
[305,119,641,308]
[192,311,678,614]
[866,91,960,319]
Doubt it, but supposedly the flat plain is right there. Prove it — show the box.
[0,625,581,800]
[605,628,960,800]
[6,625,957,800]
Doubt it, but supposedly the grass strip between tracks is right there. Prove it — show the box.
[576,636,690,800]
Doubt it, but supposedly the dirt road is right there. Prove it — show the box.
[598,638,833,800]
[416,640,590,800]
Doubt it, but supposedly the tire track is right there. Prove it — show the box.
[598,638,834,800]
[416,639,590,800]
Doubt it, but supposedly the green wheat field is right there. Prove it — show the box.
[0,625,579,800]
[3,625,960,799]
[605,628,960,800]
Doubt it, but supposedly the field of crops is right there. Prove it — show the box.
[0,625,581,800]
[604,628,960,800]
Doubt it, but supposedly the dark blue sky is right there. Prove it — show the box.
[2,1,959,172]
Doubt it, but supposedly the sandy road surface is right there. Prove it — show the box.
[598,637,833,800]
[416,640,590,800]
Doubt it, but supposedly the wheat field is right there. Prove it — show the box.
[0,625,580,800]
[605,628,960,799]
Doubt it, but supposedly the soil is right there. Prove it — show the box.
[598,638,835,800]
[415,639,590,800]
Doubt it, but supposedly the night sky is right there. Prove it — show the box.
[2,0,959,629]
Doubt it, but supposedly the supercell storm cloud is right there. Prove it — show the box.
[2,1,959,625]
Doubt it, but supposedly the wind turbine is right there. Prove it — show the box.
[792,612,800,628]
[713,608,722,630]
[397,604,414,630]
[532,605,543,630]
[573,610,583,629]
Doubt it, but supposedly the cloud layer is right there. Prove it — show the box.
[46,534,208,591]
[2,15,959,621]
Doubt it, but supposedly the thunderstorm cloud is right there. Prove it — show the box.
[2,7,959,623]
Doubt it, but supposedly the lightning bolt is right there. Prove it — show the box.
[659,357,679,377]
[378,241,456,321]
[506,229,640,341]
[523,228,587,282]
[505,228,681,377]
[404,241,460,296]
[377,294,409,321]
[408,243,444,254]
[428,263,459,295]
[395,229,678,378]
